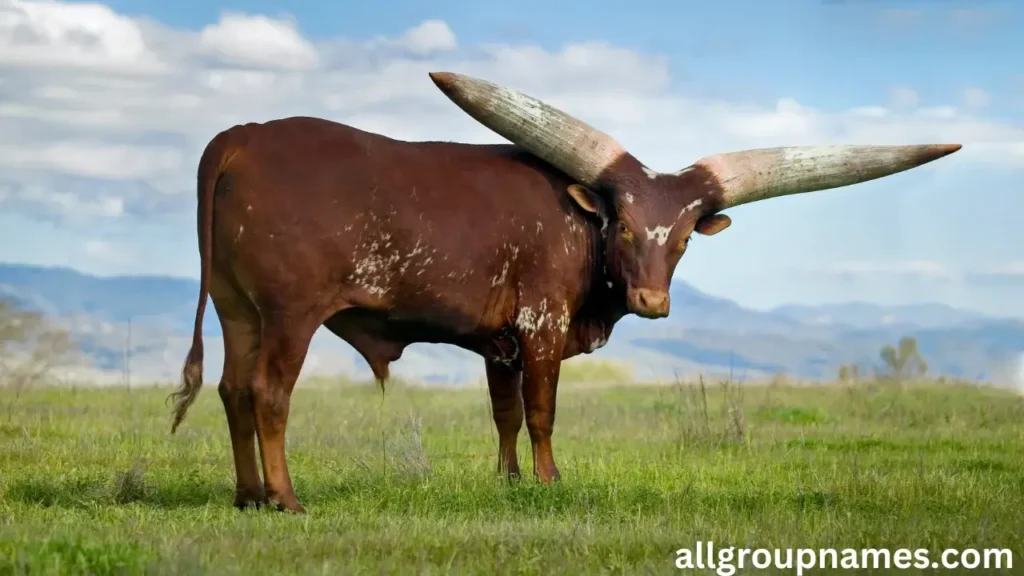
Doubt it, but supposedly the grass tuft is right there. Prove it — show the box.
[111,462,148,505]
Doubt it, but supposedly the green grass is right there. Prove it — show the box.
[1,378,1023,574]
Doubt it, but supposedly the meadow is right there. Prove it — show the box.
[1,374,1022,575]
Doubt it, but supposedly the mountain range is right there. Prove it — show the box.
[1,262,1023,386]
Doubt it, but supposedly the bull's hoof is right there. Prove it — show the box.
[235,498,262,511]
[234,486,267,510]
[267,494,306,514]
[535,465,561,484]
[497,463,522,482]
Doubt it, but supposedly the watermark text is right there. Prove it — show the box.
[675,542,1013,574]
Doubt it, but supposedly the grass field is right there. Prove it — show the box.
[1,377,1023,574]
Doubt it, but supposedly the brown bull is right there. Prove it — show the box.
[168,71,960,512]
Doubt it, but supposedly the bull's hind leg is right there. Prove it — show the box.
[217,315,264,509]
[250,313,319,513]
[210,283,265,510]
[485,359,524,479]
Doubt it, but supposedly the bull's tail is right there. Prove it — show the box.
[168,130,235,433]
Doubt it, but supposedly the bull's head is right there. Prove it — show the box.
[429,72,961,320]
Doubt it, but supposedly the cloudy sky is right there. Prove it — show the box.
[1,0,1022,317]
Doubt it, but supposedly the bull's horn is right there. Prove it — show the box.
[695,144,962,210]
[429,71,626,186]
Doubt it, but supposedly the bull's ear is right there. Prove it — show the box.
[566,184,603,214]
[695,214,731,236]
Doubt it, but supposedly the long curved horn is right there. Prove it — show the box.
[695,144,962,210]
[429,72,626,186]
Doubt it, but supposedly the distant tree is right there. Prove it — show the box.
[838,363,861,383]
[0,298,75,390]
[878,336,927,381]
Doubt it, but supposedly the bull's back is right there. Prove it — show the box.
[224,116,568,230]
[210,117,582,336]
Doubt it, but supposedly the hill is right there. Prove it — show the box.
[1,263,1022,385]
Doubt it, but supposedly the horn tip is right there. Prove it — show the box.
[428,72,458,91]
[921,143,962,163]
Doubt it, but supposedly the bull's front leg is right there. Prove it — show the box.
[517,325,567,484]
[485,358,524,479]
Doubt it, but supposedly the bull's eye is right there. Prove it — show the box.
[617,221,633,241]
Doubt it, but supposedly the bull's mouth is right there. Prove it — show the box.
[632,307,670,319]
[627,288,670,319]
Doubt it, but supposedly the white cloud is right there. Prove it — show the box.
[0,142,182,179]
[0,0,1021,226]
[358,19,458,57]
[398,19,457,56]
[198,12,318,70]
[0,179,125,220]
[0,0,163,72]
[81,239,130,266]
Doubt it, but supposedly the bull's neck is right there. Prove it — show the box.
[572,212,628,329]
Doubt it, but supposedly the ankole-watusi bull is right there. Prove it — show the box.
[167,71,960,512]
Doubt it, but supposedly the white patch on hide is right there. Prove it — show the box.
[677,198,703,218]
[349,228,439,298]
[491,261,510,287]
[641,166,660,179]
[564,214,579,234]
[643,165,692,180]
[490,243,520,287]
[556,302,571,334]
[645,225,672,246]
[515,298,558,336]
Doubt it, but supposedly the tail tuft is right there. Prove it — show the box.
[168,345,204,433]
[168,127,226,434]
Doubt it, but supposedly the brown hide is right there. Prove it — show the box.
[169,116,627,512]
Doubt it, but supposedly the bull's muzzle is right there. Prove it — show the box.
[628,288,670,319]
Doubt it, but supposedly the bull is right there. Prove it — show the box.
[167,71,960,512]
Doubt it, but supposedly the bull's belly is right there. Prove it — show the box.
[322,305,521,375]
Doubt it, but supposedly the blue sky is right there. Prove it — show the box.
[1,0,1022,316]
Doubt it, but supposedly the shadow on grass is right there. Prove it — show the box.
[0,469,900,519]
[3,464,992,520]
[1,471,742,517]
[4,475,234,510]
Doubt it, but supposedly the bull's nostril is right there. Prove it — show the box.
[631,289,669,316]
